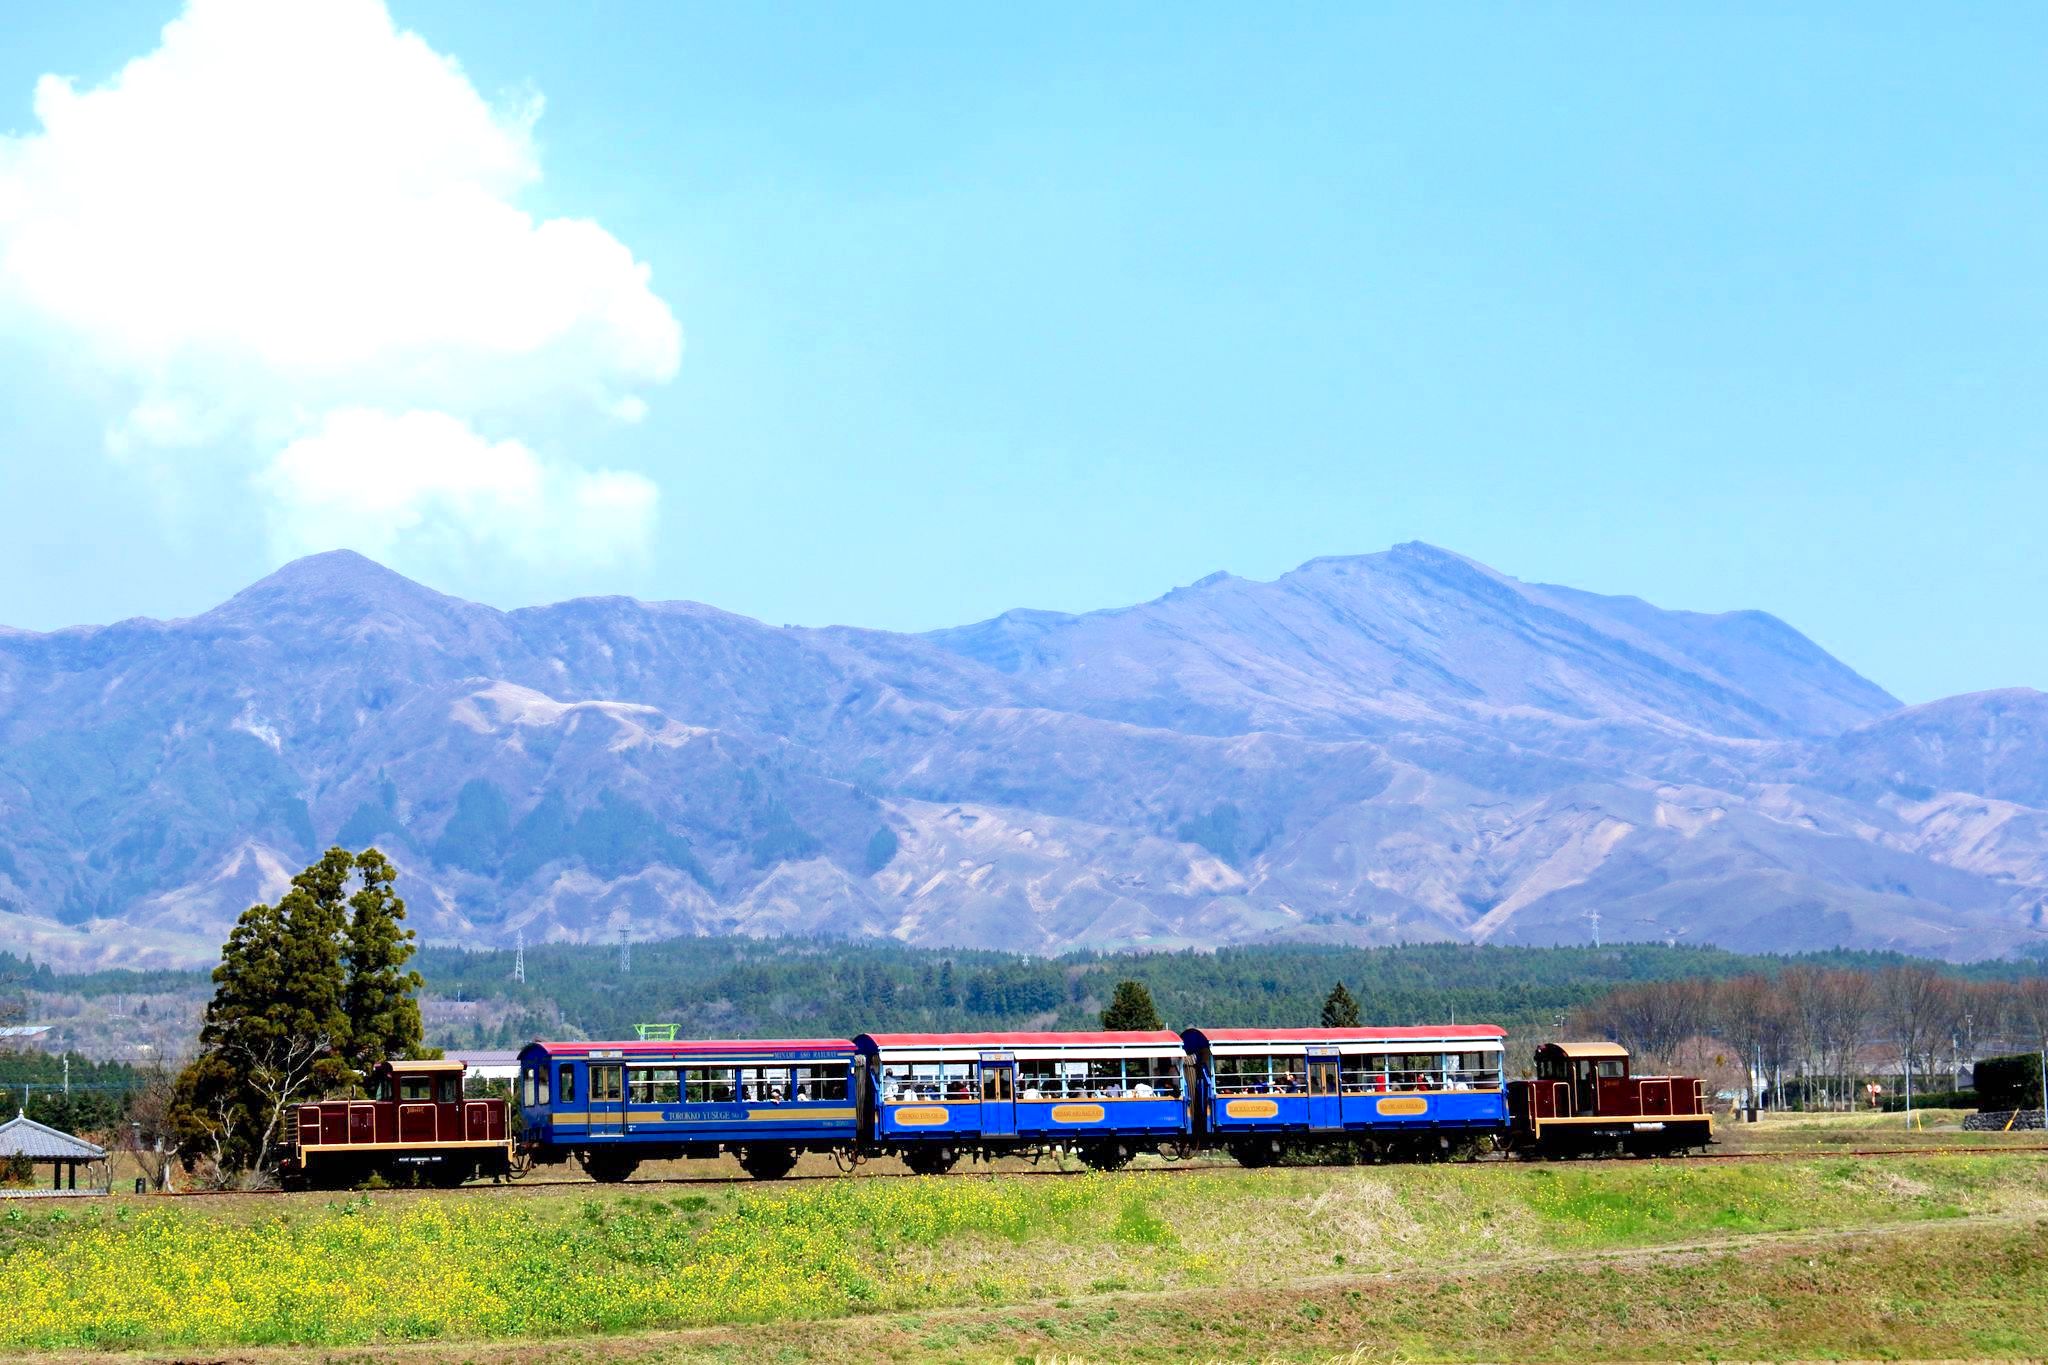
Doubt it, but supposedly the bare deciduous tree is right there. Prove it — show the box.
[220,1023,334,1177]
[1877,965,1960,1109]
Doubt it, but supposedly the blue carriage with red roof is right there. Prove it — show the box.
[853,1030,1196,1172]
[517,1036,859,1181]
[1180,1025,1508,1165]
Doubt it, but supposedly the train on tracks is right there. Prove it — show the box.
[282,1026,1709,1188]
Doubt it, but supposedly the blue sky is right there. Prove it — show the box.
[0,3,2042,704]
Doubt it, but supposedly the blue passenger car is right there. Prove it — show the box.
[853,1031,1194,1172]
[518,1037,858,1180]
[1181,1026,1509,1164]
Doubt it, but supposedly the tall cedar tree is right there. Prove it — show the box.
[1320,981,1362,1028]
[344,848,425,1073]
[1101,979,1164,1031]
[173,848,424,1174]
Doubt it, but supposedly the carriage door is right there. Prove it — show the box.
[979,1053,1017,1138]
[588,1063,625,1135]
[1307,1048,1343,1131]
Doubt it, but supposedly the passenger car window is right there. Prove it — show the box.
[629,1067,681,1104]
[558,1064,576,1103]
[792,1065,847,1101]
[683,1067,736,1104]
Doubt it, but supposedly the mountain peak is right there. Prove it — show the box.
[204,551,478,625]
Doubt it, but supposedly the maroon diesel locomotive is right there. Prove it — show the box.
[281,1058,513,1189]
[1507,1041,1711,1157]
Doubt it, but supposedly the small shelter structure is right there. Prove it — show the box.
[0,1109,109,1197]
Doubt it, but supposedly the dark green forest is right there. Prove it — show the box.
[409,936,2043,1048]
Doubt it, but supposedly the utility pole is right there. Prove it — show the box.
[62,1056,69,1097]
[513,931,526,986]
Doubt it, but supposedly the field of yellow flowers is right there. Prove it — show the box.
[1,1154,2043,1353]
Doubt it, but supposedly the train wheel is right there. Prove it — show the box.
[581,1152,641,1184]
[900,1146,960,1176]
[1076,1141,1132,1172]
[1228,1139,1280,1169]
[737,1145,800,1180]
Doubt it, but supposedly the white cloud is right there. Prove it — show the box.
[258,409,658,570]
[0,0,679,566]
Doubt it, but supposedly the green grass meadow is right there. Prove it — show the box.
[3,1150,2046,1358]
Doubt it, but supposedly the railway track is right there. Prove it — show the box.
[154,1140,2048,1199]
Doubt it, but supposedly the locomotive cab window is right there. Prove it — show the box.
[398,1075,433,1102]
[437,1075,459,1104]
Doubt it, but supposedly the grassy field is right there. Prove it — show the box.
[5,1117,2048,1362]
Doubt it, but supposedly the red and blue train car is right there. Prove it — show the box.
[517,1036,859,1181]
[854,1030,1194,1172]
[1181,1025,1509,1165]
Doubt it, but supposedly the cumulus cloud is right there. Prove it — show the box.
[258,409,658,569]
[0,0,678,567]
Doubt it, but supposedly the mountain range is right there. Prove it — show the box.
[1,542,2043,968]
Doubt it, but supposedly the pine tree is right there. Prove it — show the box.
[1321,981,1362,1028]
[344,848,425,1072]
[1101,979,1164,1031]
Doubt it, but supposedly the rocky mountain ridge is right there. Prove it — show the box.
[1,543,2042,967]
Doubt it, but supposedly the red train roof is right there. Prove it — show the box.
[1186,1025,1506,1043]
[524,1038,853,1056]
[858,1031,1183,1048]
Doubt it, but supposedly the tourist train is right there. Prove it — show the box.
[282,1024,1709,1188]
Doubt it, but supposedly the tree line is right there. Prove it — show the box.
[1572,965,2048,1109]
[413,934,2041,1048]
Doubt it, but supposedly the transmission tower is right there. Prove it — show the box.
[513,931,526,985]
[1583,908,1601,948]
[618,926,631,975]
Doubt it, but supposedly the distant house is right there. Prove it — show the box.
[0,1110,108,1197]
[0,1025,53,1043]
